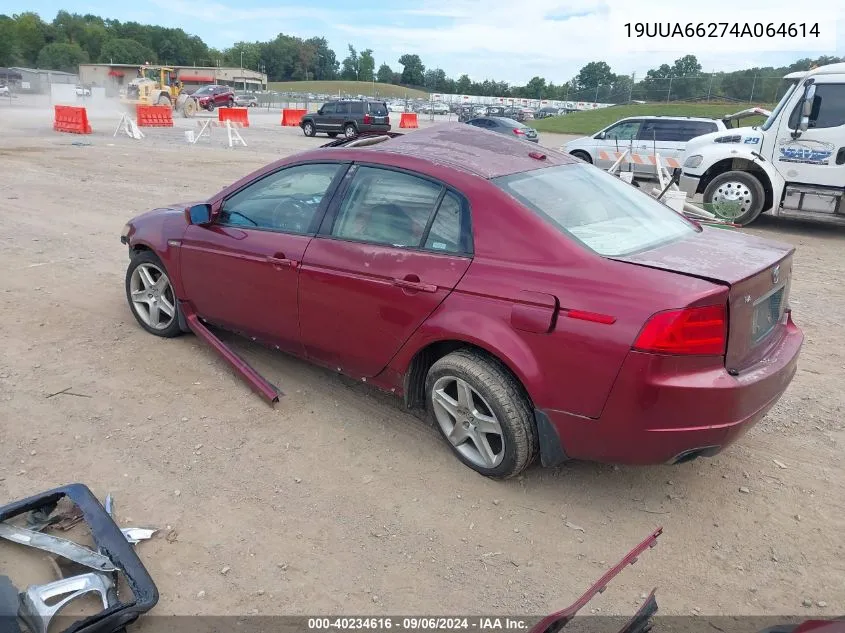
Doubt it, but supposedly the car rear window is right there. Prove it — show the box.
[350,102,364,114]
[492,164,696,257]
[369,102,388,116]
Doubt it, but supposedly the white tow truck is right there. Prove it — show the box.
[679,62,845,225]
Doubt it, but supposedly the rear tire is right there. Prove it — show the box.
[425,350,538,479]
[570,150,592,163]
[343,123,357,139]
[227,98,234,108]
[302,121,316,137]
[703,170,765,225]
[156,94,171,106]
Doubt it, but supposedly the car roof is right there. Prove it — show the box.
[353,123,575,179]
[619,115,720,123]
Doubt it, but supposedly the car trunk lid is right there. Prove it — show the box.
[612,226,795,371]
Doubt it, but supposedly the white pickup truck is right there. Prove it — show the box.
[680,62,845,226]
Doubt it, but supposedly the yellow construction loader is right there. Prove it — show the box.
[121,65,199,117]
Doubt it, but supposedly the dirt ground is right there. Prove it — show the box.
[0,98,843,623]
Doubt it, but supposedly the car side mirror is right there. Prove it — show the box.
[187,203,214,226]
[596,131,606,140]
[796,83,816,134]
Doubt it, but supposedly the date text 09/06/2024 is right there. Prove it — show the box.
[308,617,530,630]
[624,22,821,38]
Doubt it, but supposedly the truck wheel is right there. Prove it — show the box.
[302,121,316,137]
[156,94,171,106]
[703,171,765,225]
[343,123,357,139]
[425,349,538,479]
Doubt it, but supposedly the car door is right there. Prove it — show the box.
[179,162,348,355]
[636,119,687,175]
[594,119,642,170]
[773,81,845,188]
[332,102,350,131]
[298,164,474,378]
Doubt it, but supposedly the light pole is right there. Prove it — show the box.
[240,50,245,92]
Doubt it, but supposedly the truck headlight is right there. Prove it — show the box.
[683,154,703,168]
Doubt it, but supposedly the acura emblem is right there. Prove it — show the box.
[772,265,780,284]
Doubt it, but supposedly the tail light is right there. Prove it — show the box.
[513,128,526,135]
[386,116,390,125]
[633,304,727,355]
[363,114,372,124]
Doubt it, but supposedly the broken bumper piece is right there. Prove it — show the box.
[0,483,158,633]
[528,527,662,633]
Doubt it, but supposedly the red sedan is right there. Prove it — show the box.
[120,124,803,479]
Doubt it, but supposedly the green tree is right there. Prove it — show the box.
[573,61,616,92]
[376,63,393,83]
[455,74,471,94]
[14,12,51,65]
[0,15,22,66]
[341,44,359,80]
[522,76,547,99]
[36,42,88,72]
[397,53,424,85]
[358,48,374,82]
[99,38,156,64]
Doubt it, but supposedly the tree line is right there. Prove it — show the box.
[1,11,841,103]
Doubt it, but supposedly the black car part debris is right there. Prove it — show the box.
[0,483,159,633]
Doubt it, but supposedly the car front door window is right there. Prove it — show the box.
[604,121,641,141]
[220,163,343,234]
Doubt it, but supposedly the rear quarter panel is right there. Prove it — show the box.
[387,185,728,418]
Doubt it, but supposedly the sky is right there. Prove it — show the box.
[3,0,844,84]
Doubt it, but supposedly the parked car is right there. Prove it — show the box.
[75,86,91,97]
[503,107,526,122]
[0,85,9,97]
[387,101,407,113]
[120,123,802,479]
[233,94,258,107]
[300,99,390,138]
[191,85,235,111]
[485,106,507,116]
[563,116,726,179]
[536,106,563,119]
[465,116,540,143]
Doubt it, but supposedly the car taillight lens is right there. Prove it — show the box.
[363,114,372,124]
[513,128,525,135]
[386,116,390,125]
[633,305,727,355]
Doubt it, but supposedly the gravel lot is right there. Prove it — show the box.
[0,97,843,622]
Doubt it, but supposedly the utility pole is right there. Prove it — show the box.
[707,71,713,102]
[749,74,757,103]
[240,50,245,91]
[666,76,673,102]
[628,72,635,103]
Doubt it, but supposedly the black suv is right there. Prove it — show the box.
[300,99,391,138]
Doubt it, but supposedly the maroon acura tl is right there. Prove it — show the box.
[120,123,803,479]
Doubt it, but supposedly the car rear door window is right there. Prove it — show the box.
[423,191,472,255]
[349,102,364,115]
[639,120,711,142]
[220,163,342,234]
[331,167,444,247]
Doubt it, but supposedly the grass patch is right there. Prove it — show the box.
[532,102,773,135]
[267,80,429,99]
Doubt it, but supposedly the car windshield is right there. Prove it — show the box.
[194,87,213,95]
[761,82,798,131]
[492,164,697,257]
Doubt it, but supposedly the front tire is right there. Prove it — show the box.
[302,121,316,137]
[125,251,182,338]
[570,150,592,163]
[425,350,538,479]
[703,170,765,225]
